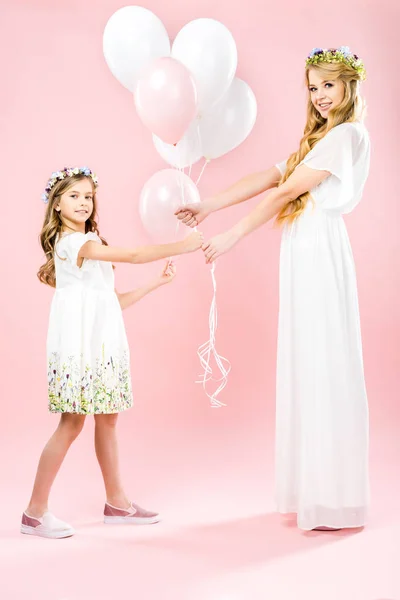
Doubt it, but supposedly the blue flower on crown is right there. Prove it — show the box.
[309,47,323,57]
[337,45,351,57]
[41,193,49,204]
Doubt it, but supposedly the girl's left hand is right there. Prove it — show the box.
[202,230,239,264]
[157,261,177,286]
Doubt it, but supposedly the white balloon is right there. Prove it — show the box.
[171,18,237,113]
[153,120,203,168]
[199,78,257,159]
[103,6,170,92]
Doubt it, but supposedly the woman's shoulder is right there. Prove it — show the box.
[322,122,369,153]
[330,121,369,140]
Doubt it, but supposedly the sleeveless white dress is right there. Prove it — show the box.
[47,232,133,415]
[275,122,370,530]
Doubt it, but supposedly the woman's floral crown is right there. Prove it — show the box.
[306,46,366,81]
[41,166,98,204]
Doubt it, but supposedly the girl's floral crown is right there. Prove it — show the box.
[41,166,98,204]
[306,46,366,81]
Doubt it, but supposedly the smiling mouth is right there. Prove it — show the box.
[75,210,88,214]
[318,102,332,110]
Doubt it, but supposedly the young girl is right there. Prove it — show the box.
[21,167,203,539]
[176,47,370,531]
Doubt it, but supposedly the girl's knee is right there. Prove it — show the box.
[94,413,119,429]
[59,414,86,439]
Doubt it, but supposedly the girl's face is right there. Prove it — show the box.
[55,178,94,229]
[308,69,345,118]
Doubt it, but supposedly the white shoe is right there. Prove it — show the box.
[104,501,160,525]
[21,511,75,539]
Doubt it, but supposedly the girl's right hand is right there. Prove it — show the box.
[181,230,204,253]
[174,201,211,228]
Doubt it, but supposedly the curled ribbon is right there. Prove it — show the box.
[196,263,231,407]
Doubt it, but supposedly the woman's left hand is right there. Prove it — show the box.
[202,230,239,264]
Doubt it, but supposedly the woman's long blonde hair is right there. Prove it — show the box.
[38,174,107,287]
[276,61,365,225]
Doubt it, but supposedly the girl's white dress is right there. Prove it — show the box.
[275,122,370,530]
[47,232,133,415]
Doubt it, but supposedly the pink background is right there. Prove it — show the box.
[1,0,399,598]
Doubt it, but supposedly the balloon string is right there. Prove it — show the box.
[167,149,186,269]
[195,158,210,186]
[167,218,181,270]
[174,148,228,407]
[191,119,201,181]
[196,262,231,407]
[190,155,227,407]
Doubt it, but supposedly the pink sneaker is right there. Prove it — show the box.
[21,511,75,539]
[104,501,160,525]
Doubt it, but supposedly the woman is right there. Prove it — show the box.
[176,47,370,531]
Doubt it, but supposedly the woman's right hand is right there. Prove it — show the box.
[181,230,204,253]
[174,201,211,228]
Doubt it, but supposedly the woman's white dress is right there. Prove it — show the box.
[275,122,370,530]
[47,232,133,415]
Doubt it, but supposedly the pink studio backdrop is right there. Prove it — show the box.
[0,1,399,598]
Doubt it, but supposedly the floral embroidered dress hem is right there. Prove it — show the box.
[47,232,133,415]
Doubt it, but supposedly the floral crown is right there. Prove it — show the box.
[306,46,366,81]
[41,166,98,204]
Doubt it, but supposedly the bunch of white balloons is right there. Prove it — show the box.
[103,6,257,169]
[104,7,244,407]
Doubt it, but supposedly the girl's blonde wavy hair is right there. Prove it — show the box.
[38,174,107,288]
[276,61,365,225]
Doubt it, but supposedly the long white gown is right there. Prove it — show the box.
[275,121,370,530]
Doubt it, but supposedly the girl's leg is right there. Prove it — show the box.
[26,413,86,518]
[94,413,130,508]
[94,413,160,524]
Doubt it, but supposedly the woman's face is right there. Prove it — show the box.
[308,68,345,118]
